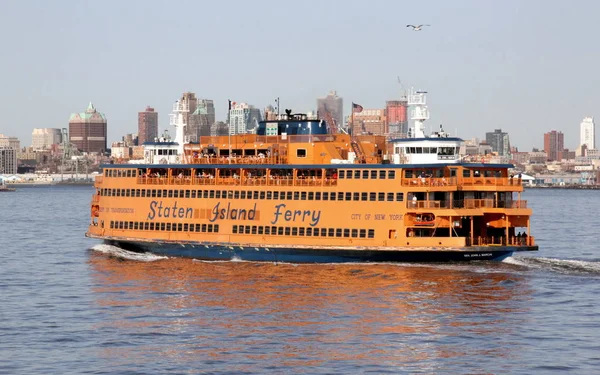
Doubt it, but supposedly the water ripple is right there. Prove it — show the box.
[1,187,600,374]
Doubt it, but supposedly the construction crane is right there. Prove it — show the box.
[60,127,86,179]
[320,104,338,134]
[397,77,408,97]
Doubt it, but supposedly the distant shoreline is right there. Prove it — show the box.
[526,185,600,190]
[6,182,94,188]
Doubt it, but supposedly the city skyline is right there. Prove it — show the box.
[1,0,599,151]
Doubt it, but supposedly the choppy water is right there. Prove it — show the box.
[1,186,600,374]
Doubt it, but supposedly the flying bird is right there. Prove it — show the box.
[407,24,430,31]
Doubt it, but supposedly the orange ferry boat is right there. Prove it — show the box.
[86,94,537,263]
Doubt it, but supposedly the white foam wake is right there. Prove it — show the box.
[504,255,600,275]
[90,243,168,262]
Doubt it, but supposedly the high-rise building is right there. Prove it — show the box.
[263,105,277,121]
[68,102,107,153]
[187,99,215,141]
[213,121,229,136]
[580,116,595,150]
[351,109,386,135]
[543,130,564,161]
[0,146,17,174]
[180,92,198,126]
[0,134,21,150]
[485,129,510,156]
[138,106,158,145]
[122,133,138,147]
[31,128,62,150]
[317,91,343,130]
[385,100,409,137]
[228,103,262,135]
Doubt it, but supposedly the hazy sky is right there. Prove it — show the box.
[1,0,598,151]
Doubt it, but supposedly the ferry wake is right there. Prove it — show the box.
[86,91,538,263]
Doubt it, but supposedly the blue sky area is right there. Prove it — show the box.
[0,0,598,151]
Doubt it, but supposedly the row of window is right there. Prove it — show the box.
[234,225,376,238]
[338,170,395,180]
[105,169,137,178]
[396,146,459,155]
[108,221,376,239]
[110,221,219,233]
[104,167,507,181]
[100,188,405,202]
[104,169,399,180]
[463,169,503,178]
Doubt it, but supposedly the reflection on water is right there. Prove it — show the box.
[88,250,533,373]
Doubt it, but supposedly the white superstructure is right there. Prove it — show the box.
[389,89,462,164]
[142,100,187,165]
[407,89,429,138]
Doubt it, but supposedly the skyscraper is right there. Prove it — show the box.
[485,129,510,156]
[580,116,595,150]
[187,99,215,141]
[228,103,262,135]
[317,91,343,130]
[0,134,21,150]
[180,92,198,124]
[543,130,564,161]
[68,102,107,153]
[31,128,62,150]
[138,106,158,145]
[0,146,17,174]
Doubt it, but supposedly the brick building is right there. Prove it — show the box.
[138,106,158,145]
[68,102,107,154]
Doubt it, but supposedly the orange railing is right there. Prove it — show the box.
[467,236,535,247]
[460,177,523,187]
[136,176,338,187]
[409,200,451,209]
[399,177,524,188]
[186,156,288,165]
[401,177,457,187]
[408,199,527,210]
[508,201,527,208]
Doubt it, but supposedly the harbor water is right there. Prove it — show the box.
[1,186,599,374]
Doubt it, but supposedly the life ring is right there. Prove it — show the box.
[175,156,180,163]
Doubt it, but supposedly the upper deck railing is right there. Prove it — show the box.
[186,156,288,165]
[402,176,523,188]
[461,177,523,187]
[136,176,338,187]
[409,199,527,209]
[103,173,527,192]
[401,177,457,187]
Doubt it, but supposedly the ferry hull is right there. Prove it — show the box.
[101,238,536,263]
